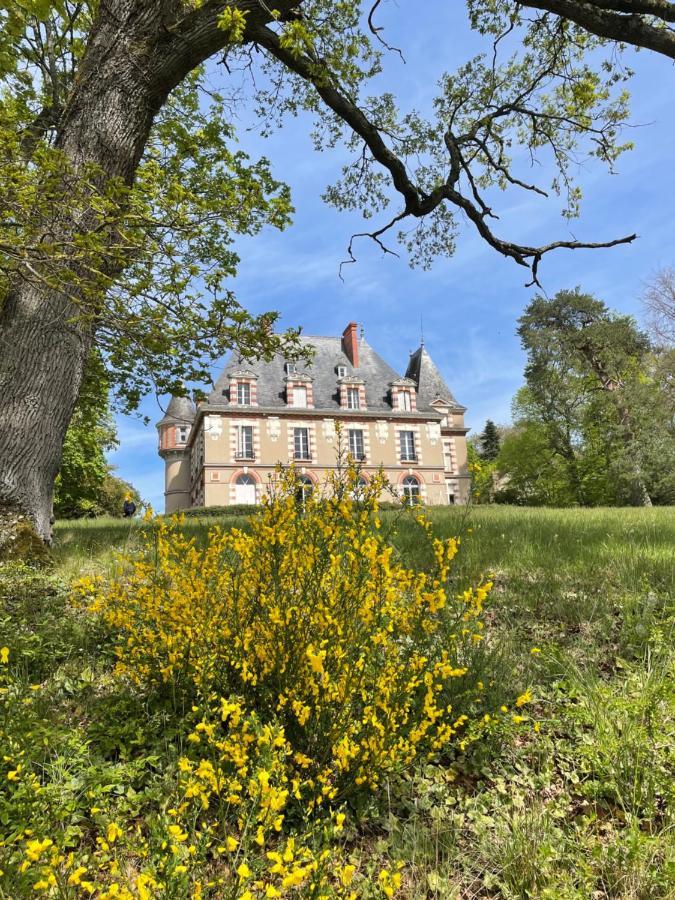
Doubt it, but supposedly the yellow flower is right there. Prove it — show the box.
[225,835,238,852]
[306,644,325,674]
[107,822,123,843]
[68,867,87,886]
[237,862,252,880]
[530,647,541,655]
[168,824,188,842]
[516,690,533,707]
[339,864,356,886]
[0,646,9,664]
[26,838,52,861]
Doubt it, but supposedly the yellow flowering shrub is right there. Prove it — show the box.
[77,466,493,805]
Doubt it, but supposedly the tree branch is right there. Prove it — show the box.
[516,0,675,59]
[249,21,636,285]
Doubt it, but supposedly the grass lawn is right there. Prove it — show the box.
[2,505,673,898]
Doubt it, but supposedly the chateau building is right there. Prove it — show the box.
[157,323,470,512]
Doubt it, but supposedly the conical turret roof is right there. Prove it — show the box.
[405,345,461,411]
[157,394,196,427]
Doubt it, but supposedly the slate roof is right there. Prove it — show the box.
[405,345,461,411]
[209,335,404,412]
[189,334,464,417]
[157,394,196,426]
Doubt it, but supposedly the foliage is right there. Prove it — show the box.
[477,420,501,463]
[3,503,673,897]
[95,473,142,519]
[502,288,675,506]
[76,467,502,806]
[53,355,117,519]
[467,442,496,504]
[494,413,576,506]
[0,0,644,412]
[53,355,141,519]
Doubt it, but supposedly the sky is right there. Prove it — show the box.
[108,4,675,511]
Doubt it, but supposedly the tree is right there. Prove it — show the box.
[644,268,675,348]
[97,473,142,518]
[507,1,675,60]
[53,354,118,519]
[467,439,497,503]
[478,420,501,462]
[494,413,577,506]
[517,289,675,505]
[52,354,143,519]
[0,2,657,540]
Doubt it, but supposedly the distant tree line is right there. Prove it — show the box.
[470,283,675,507]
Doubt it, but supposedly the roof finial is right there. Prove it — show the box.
[420,314,425,348]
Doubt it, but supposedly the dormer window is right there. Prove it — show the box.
[237,382,251,405]
[398,390,412,412]
[293,385,307,408]
[347,387,360,410]
[285,362,297,375]
[337,365,347,378]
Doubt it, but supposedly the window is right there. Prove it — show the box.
[177,426,189,444]
[285,361,297,375]
[398,390,412,411]
[235,474,256,505]
[236,425,254,459]
[294,427,310,460]
[293,385,307,407]
[402,475,421,505]
[296,475,313,505]
[443,441,453,472]
[347,387,360,410]
[348,429,365,460]
[337,365,347,378]
[399,430,416,461]
[237,382,251,405]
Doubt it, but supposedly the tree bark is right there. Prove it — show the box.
[518,0,675,59]
[0,0,298,542]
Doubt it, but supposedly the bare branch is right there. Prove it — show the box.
[250,21,636,284]
[367,0,405,62]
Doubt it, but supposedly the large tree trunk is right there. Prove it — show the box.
[0,4,165,542]
[0,0,294,543]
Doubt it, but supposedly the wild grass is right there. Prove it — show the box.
[4,505,674,897]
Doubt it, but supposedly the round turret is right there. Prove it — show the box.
[157,395,196,512]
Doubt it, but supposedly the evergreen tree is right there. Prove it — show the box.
[479,420,501,462]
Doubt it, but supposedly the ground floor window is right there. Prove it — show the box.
[296,475,314,505]
[402,475,421,505]
[235,473,257,505]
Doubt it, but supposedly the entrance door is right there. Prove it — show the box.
[235,474,257,505]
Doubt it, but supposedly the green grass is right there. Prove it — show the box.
[3,506,674,897]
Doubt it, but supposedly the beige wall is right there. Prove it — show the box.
[164,452,191,513]
[166,410,470,510]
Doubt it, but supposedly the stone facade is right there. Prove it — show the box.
[157,324,470,512]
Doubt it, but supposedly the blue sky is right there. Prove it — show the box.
[109,5,675,510]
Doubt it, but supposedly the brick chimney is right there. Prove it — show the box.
[341,322,359,368]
